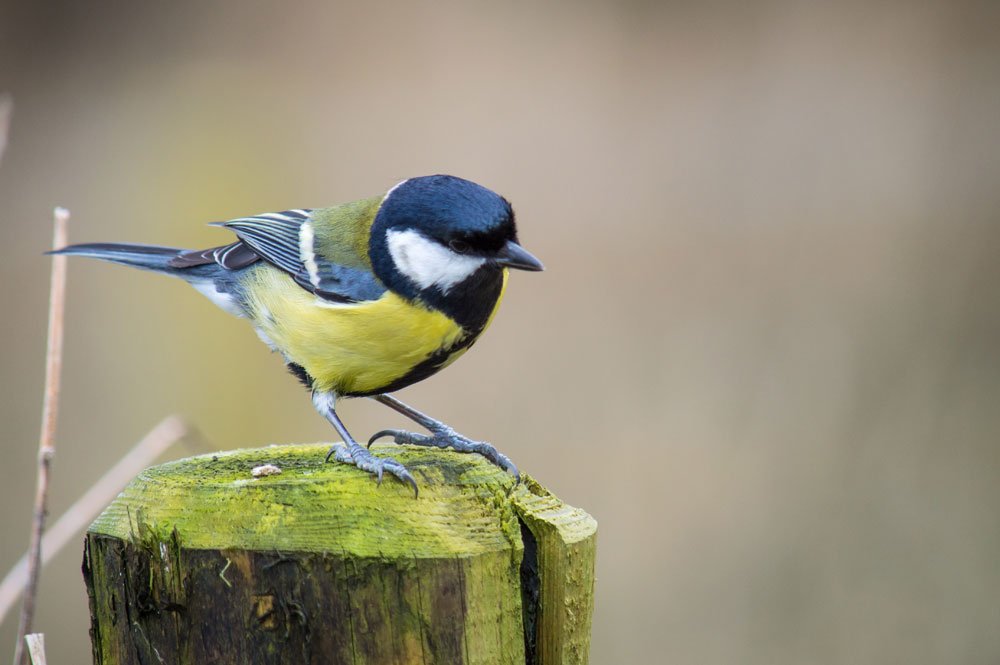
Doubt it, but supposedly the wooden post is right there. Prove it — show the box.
[82,443,596,664]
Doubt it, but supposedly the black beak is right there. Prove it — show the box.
[494,240,544,271]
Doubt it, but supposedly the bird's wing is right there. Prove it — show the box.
[171,209,386,304]
[168,241,261,270]
[217,209,311,275]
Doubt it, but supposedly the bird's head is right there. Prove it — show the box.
[369,175,543,299]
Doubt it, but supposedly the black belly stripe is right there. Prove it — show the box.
[339,266,505,397]
[286,265,506,398]
[340,337,474,398]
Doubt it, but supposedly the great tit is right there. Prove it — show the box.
[53,174,543,495]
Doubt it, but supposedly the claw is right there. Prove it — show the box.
[367,429,400,447]
[376,459,419,498]
[496,452,519,481]
[401,470,419,499]
[366,425,519,480]
[324,442,420,498]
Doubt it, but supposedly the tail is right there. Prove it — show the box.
[49,242,187,274]
[51,242,250,317]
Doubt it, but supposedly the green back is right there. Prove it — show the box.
[309,194,383,269]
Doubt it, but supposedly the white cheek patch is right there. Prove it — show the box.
[386,229,486,293]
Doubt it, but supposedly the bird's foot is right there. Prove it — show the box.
[369,426,519,481]
[325,441,418,497]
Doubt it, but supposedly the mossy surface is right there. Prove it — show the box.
[84,444,597,664]
[512,477,598,665]
[90,442,522,558]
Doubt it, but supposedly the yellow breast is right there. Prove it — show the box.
[242,267,504,395]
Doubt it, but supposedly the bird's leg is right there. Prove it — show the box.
[313,391,418,496]
[368,394,519,480]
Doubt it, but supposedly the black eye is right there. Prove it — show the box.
[449,239,471,254]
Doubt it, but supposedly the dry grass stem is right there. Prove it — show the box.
[0,93,11,166]
[0,416,189,628]
[21,636,44,665]
[12,209,69,665]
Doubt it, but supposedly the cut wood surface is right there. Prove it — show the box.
[84,443,596,665]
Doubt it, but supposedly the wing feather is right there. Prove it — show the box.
[221,211,307,274]
[215,209,386,303]
[171,209,385,303]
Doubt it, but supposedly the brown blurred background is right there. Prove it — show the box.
[2,1,999,662]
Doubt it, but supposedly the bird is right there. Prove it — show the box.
[52,174,543,495]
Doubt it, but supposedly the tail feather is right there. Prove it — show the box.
[51,241,249,316]
[49,243,186,273]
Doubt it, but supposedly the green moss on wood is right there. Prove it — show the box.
[84,444,596,664]
[90,443,523,558]
[513,477,598,665]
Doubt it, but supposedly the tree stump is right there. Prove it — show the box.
[82,443,596,664]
